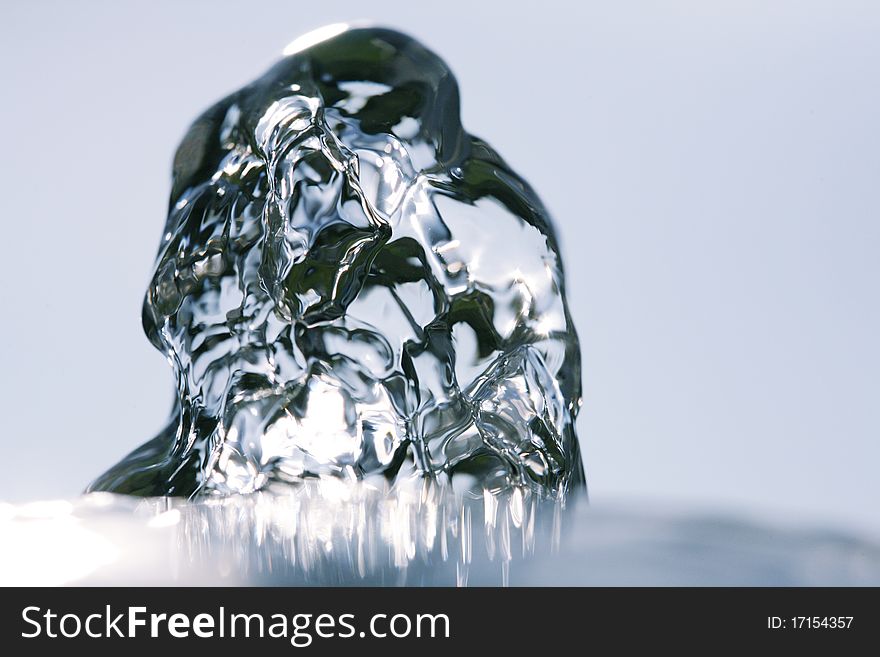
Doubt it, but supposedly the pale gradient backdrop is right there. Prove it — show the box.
[1,1,877,532]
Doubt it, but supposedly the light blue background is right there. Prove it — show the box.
[1,1,876,533]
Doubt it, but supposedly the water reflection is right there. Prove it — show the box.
[2,487,878,586]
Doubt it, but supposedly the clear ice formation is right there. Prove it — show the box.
[89,25,584,498]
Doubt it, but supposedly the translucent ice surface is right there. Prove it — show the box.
[2,490,878,586]
[89,25,583,497]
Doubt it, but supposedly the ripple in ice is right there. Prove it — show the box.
[88,25,585,498]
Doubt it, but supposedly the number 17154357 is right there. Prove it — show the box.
[767,616,854,629]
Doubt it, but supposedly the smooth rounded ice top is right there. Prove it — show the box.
[172,26,465,203]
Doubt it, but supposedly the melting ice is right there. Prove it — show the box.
[88,25,585,499]
[1,25,877,588]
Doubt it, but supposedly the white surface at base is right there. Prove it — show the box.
[2,491,877,586]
